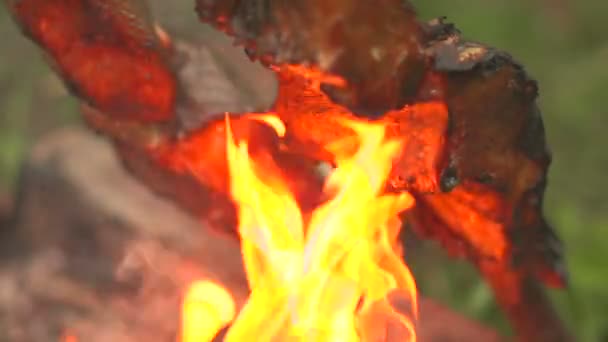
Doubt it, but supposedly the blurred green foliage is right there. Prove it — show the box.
[0,6,79,187]
[1,1,606,340]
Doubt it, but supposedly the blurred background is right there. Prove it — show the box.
[0,0,606,340]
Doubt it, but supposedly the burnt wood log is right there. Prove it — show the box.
[0,127,502,342]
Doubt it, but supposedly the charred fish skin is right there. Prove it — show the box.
[195,0,428,118]
[418,17,565,287]
[5,0,177,123]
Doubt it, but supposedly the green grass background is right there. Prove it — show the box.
[1,1,606,340]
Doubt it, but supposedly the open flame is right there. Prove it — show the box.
[61,67,422,342]
[181,280,237,342]
[180,114,418,341]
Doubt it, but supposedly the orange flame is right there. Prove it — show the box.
[181,280,237,342]
[61,114,418,342]
[212,114,418,341]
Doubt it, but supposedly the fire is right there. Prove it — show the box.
[181,114,417,341]
[61,74,421,342]
[181,280,237,342]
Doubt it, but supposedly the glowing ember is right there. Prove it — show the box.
[60,331,78,342]
[183,114,417,341]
